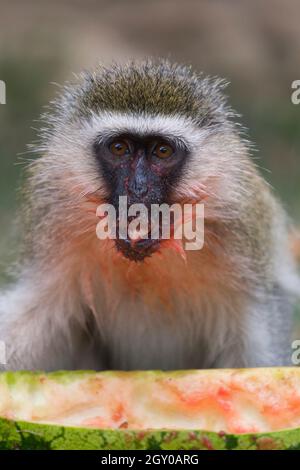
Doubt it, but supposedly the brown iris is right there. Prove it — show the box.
[109,140,129,156]
[153,142,174,159]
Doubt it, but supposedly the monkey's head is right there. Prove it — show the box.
[31,60,248,263]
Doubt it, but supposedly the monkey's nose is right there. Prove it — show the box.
[128,179,148,198]
[128,159,149,198]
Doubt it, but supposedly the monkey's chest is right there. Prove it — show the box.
[99,299,211,370]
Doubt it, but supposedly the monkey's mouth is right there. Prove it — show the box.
[112,214,164,262]
[115,237,161,262]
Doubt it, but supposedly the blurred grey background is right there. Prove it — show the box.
[0,0,299,328]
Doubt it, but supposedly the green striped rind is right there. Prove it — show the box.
[1,418,300,450]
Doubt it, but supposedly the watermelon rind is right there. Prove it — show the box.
[1,417,300,450]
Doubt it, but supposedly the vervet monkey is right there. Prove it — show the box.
[0,60,298,371]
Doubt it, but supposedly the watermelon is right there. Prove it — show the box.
[0,368,300,450]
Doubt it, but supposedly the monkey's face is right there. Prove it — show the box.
[44,62,245,267]
[94,133,189,261]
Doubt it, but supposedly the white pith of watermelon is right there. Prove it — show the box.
[0,368,300,435]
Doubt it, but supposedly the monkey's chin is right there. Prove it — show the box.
[115,238,161,262]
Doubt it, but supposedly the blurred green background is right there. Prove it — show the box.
[0,0,299,329]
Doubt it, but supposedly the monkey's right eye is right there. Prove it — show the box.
[109,141,130,157]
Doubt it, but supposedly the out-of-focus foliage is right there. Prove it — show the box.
[0,56,64,282]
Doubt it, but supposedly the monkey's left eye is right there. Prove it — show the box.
[109,140,130,156]
[153,142,174,159]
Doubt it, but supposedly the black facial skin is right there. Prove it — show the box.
[94,133,189,261]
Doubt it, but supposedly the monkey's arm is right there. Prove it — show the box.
[0,271,100,371]
[211,291,294,368]
[211,176,298,368]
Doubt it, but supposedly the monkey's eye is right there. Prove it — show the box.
[153,142,174,159]
[109,140,130,156]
